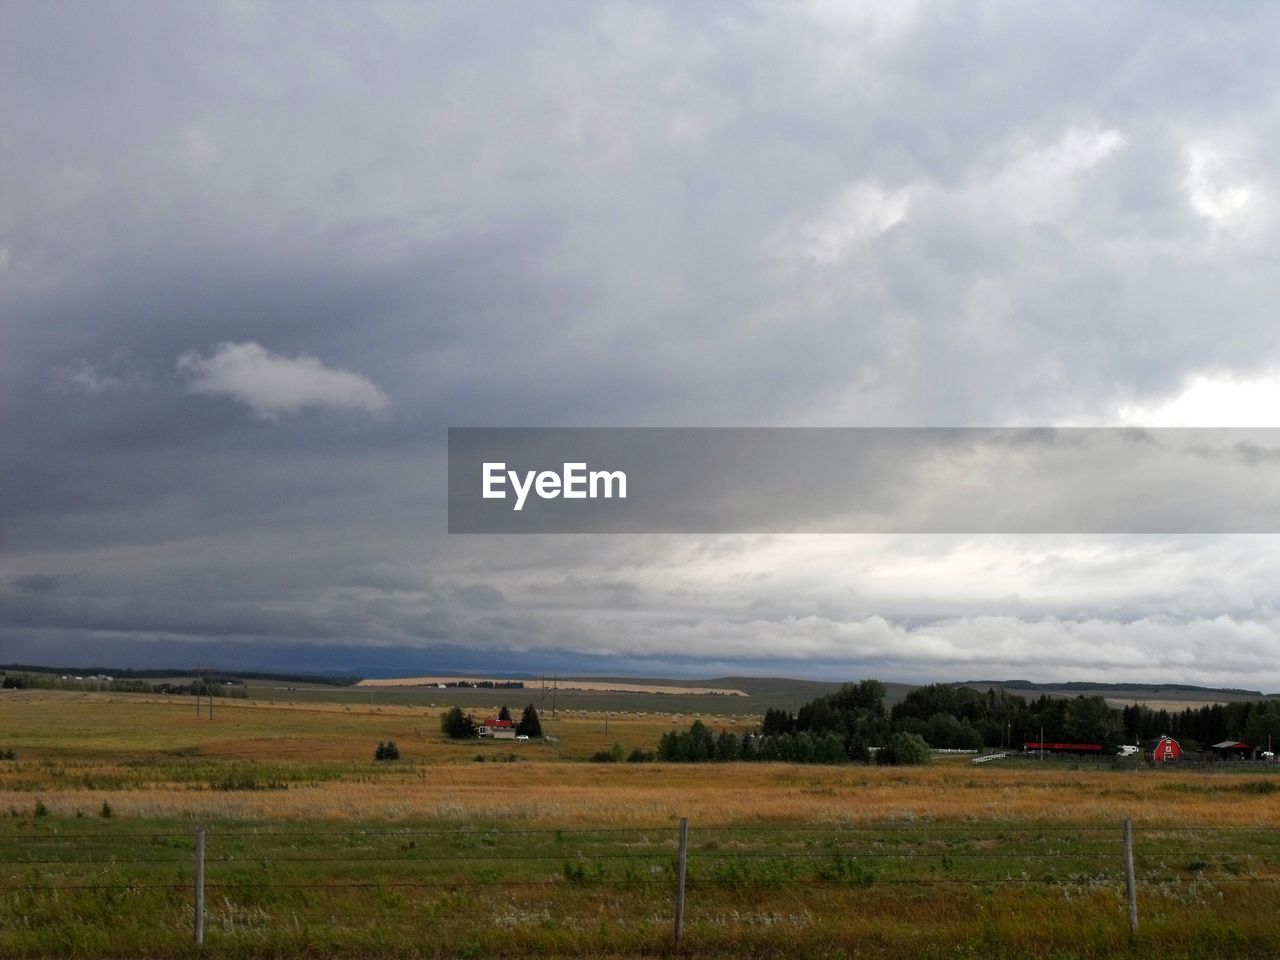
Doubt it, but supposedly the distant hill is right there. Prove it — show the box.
[958,679,1274,704]
[962,680,1264,696]
[0,663,361,687]
[565,675,918,705]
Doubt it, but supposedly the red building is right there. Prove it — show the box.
[1147,736,1182,762]
[478,718,516,740]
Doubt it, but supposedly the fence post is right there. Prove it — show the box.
[1123,818,1138,937]
[674,817,688,944]
[194,826,206,947]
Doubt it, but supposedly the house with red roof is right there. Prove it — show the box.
[478,718,516,740]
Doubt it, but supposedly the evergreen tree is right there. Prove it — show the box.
[441,706,478,739]
[715,731,739,761]
[498,705,512,722]
[516,704,543,738]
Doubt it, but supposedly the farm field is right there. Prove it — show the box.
[2,689,1278,958]
[237,673,905,717]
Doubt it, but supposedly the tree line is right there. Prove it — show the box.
[1,672,249,698]
[651,680,1280,765]
[888,683,1280,752]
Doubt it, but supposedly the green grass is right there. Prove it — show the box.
[1,816,1277,958]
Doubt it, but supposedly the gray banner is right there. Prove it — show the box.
[447,427,1280,533]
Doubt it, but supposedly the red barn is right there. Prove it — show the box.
[1147,736,1182,762]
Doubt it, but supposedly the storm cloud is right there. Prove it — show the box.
[2,2,1279,688]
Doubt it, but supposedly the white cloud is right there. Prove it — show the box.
[781,125,1125,268]
[49,355,149,396]
[1183,142,1257,230]
[50,358,127,395]
[1117,371,1280,427]
[178,341,390,419]
[961,125,1127,226]
[787,181,911,264]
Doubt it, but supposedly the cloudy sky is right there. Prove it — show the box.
[3,2,1279,688]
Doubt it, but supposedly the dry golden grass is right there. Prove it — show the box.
[8,761,1279,827]
[359,676,748,695]
[3,690,1278,829]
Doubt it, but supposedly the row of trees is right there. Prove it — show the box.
[656,719,934,766]
[884,682,1280,753]
[653,679,1280,765]
[658,682,933,766]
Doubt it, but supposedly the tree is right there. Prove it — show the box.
[441,706,478,739]
[844,734,871,764]
[714,731,740,761]
[924,712,984,750]
[498,705,512,722]
[374,741,400,761]
[1065,696,1121,747]
[516,704,543,738]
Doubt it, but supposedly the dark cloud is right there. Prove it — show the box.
[2,3,1280,686]
[12,574,61,596]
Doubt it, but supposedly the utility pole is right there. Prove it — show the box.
[552,675,558,719]
[194,671,214,720]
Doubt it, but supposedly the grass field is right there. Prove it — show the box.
[2,689,1278,958]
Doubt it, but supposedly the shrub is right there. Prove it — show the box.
[626,747,654,763]
[100,800,113,819]
[34,799,49,818]
[590,744,625,763]
[877,732,931,766]
[374,741,400,761]
[209,773,287,791]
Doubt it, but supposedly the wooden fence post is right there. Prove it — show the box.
[1123,818,1138,936]
[195,826,206,946]
[674,817,688,944]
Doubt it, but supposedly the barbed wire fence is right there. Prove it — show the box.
[2,820,1278,949]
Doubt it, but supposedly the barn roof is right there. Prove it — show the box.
[1211,740,1251,750]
